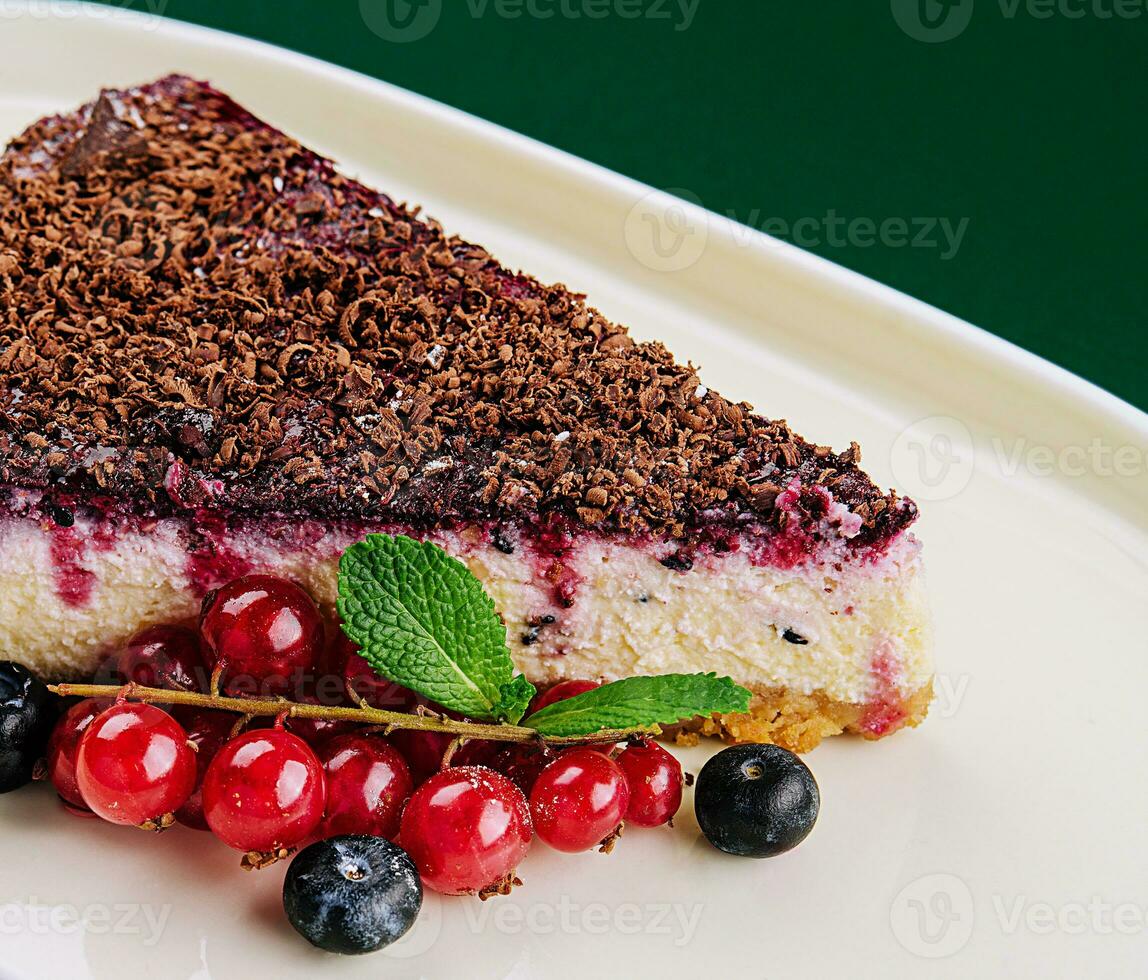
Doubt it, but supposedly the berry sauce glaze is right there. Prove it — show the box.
[858,643,909,737]
[46,519,119,608]
[17,473,905,611]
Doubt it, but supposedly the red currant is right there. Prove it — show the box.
[103,625,207,692]
[336,636,418,710]
[283,693,362,747]
[530,749,630,852]
[46,698,111,809]
[75,703,197,827]
[529,679,599,714]
[202,728,326,853]
[200,575,324,695]
[452,740,550,796]
[387,729,453,786]
[173,709,236,831]
[616,740,683,827]
[317,734,412,841]
[399,766,532,895]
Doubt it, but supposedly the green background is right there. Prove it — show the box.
[97,0,1146,411]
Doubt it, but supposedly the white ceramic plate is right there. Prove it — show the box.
[1,5,1146,978]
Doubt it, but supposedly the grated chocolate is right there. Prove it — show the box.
[0,76,916,547]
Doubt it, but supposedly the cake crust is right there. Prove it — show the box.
[0,75,915,550]
[672,682,935,754]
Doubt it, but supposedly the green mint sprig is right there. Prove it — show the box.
[337,534,751,737]
[338,534,533,723]
[521,674,750,736]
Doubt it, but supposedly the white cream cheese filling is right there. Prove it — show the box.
[0,512,931,704]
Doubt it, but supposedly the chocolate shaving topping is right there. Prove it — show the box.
[0,75,916,547]
[59,91,148,178]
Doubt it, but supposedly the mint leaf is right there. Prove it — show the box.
[337,534,535,721]
[495,675,537,726]
[522,673,752,737]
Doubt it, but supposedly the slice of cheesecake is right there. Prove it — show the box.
[0,76,932,751]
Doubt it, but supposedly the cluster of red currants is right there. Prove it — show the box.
[41,574,685,895]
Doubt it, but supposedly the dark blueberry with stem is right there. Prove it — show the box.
[283,836,422,955]
[0,661,56,793]
[694,743,819,858]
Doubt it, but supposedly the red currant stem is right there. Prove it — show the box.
[441,736,467,767]
[47,683,655,746]
[346,687,372,711]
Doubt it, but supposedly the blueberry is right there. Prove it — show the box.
[0,661,56,794]
[283,836,422,955]
[694,743,819,858]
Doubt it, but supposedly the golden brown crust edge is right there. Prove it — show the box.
[669,681,935,754]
